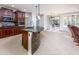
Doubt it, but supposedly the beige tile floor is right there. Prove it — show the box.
[34,28,79,55]
[0,34,27,55]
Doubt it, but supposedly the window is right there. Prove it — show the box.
[63,15,76,26]
[75,15,79,26]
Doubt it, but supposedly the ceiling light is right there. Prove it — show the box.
[11,5,15,7]
[23,9,26,11]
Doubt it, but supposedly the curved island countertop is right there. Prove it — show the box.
[23,27,44,32]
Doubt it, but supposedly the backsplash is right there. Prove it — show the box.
[0,22,15,27]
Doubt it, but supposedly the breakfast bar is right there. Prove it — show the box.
[23,27,43,54]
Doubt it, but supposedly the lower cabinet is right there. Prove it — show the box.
[0,30,3,38]
[13,28,22,35]
[0,27,22,38]
[22,31,28,50]
[0,28,28,50]
[2,29,13,37]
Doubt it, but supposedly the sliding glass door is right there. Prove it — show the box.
[75,15,79,26]
[64,16,69,26]
[71,15,76,25]
[64,15,76,26]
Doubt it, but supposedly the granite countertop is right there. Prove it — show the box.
[23,27,44,32]
[0,26,23,29]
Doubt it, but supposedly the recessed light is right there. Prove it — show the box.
[23,9,26,11]
[11,5,15,7]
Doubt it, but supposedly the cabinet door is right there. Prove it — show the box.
[0,8,14,17]
[13,28,22,35]
[9,29,14,36]
[13,28,18,35]
[2,29,9,37]
[15,11,25,22]
[18,12,22,18]
[12,12,15,21]
[0,30,3,38]
[22,31,28,50]
[2,29,13,37]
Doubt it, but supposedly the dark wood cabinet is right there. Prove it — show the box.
[2,29,12,37]
[0,7,14,16]
[22,31,28,50]
[0,7,15,22]
[15,11,25,27]
[0,7,28,50]
[0,27,28,50]
[13,28,22,35]
[15,11,25,19]
[0,27,22,38]
[0,7,25,27]
[0,30,3,38]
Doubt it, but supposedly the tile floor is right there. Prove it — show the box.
[0,34,27,55]
[34,28,79,55]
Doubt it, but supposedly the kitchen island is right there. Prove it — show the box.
[23,27,44,54]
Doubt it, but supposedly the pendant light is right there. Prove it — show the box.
[35,4,40,20]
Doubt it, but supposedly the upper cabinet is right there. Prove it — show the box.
[15,11,25,20]
[0,7,15,21]
[15,11,25,27]
[0,7,25,28]
[0,7,14,17]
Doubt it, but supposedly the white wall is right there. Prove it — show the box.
[39,14,44,27]
[43,15,49,30]
[59,15,66,30]
[25,12,32,27]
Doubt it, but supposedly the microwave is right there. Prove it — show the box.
[2,16,13,21]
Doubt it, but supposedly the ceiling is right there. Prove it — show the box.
[40,4,79,15]
[0,4,34,12]
[0,4,79,15]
